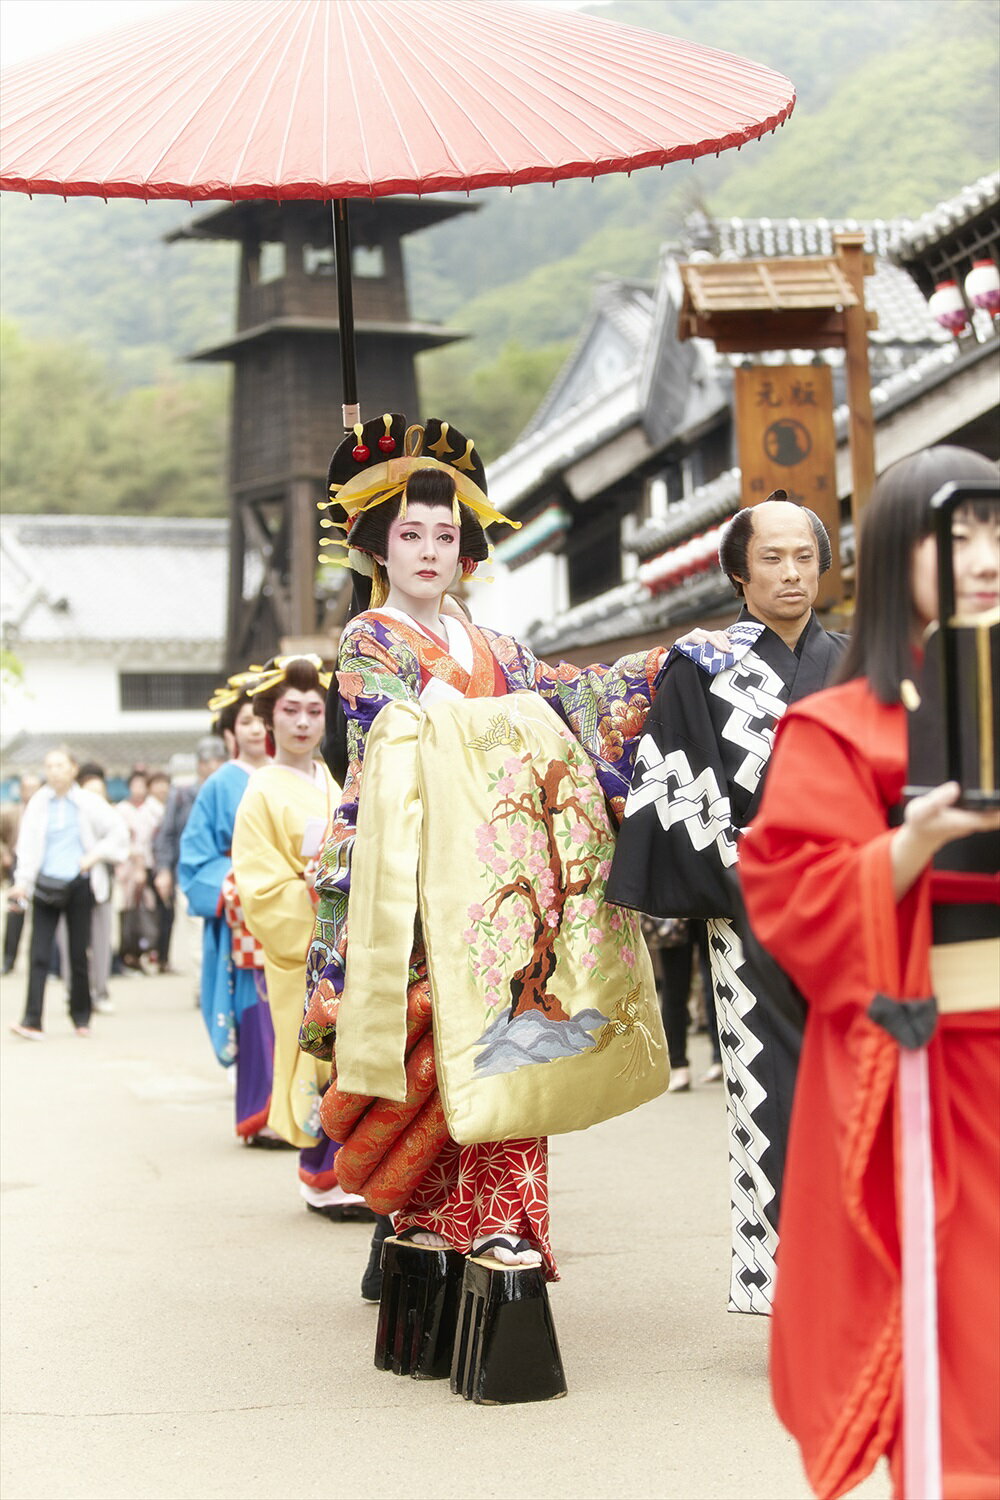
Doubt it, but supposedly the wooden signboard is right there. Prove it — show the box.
[733,364,842,608]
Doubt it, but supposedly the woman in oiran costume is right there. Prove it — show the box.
[300,413,673,1291]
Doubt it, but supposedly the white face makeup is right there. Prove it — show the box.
[382,503,462,614]
[271,689,325,760]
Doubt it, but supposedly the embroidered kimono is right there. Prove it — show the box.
[606,608,847,1313]
[302,608,669,1276]
[232,763,341,1194]
[178,761,275,1138]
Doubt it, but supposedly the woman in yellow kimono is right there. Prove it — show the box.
[232,655,365,1218]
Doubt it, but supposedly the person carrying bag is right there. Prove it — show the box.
[9,747,128,1040]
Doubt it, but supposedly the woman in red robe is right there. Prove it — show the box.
[739,446,999,1500]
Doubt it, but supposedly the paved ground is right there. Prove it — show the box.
[0,921,892,1500]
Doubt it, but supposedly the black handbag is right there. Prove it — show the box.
[34,873,73,909]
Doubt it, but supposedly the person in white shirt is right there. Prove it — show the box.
[10,747,128,1040]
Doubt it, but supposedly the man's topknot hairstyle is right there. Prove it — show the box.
[718,490,833,597]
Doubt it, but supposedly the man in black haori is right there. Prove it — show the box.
[606,496,847,1314]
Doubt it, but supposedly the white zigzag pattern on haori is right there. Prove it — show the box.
[707,916,779,1316]
[710,652,787,796]
[624,737,738,867]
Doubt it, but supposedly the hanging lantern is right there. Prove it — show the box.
[964,259,1000,316]
[928,279,970,334]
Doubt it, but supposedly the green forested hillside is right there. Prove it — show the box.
[0,0,996,505]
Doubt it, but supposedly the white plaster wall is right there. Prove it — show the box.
[470,551,564,640]
[2,644,217,746]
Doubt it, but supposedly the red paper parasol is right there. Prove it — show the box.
[0,0,795,419]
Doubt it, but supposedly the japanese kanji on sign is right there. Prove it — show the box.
[733,364,842,607]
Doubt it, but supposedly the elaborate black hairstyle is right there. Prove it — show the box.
[718,489,833,597]
[836,445,998,704]
[320,413,517,612]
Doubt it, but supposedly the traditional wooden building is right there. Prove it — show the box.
[482,173,999,660]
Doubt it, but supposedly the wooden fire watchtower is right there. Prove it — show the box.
[168,197,473,670]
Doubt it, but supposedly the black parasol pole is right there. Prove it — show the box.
[332,198,359,433]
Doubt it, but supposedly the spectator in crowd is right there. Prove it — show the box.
[152,741,226,975]
[2,771,41,975]
[9,747,128,1040]
[145,771,174,972]
[117,770,150,970]
[70,763,118,1015]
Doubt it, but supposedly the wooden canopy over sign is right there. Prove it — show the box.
[676,232,878,547]
[678,253,876,351]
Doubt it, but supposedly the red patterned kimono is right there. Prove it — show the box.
[739,680,999,1500]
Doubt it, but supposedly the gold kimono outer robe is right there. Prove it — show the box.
[233,764,337,1148]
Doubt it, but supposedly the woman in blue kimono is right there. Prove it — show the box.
[178,681,275,1142]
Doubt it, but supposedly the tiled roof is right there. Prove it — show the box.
[628,333,987,560]
[516,278,655,442]
[692,213,946,347]
[1,515,228,646]
[627,470,742,558]
[550,328,995,651]
[527,571,735,655]
[866,259,949,346]
[892,172,1000,257]
[709,215,906,260]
